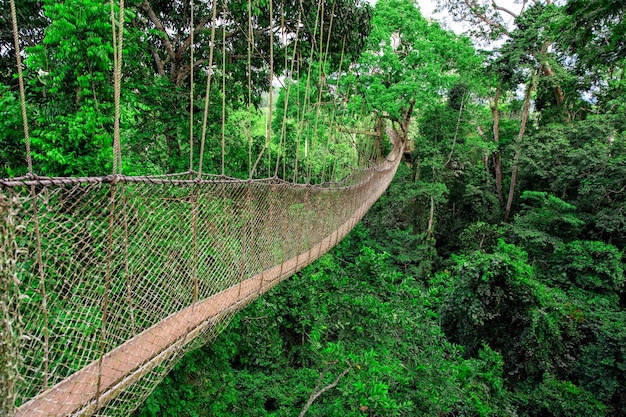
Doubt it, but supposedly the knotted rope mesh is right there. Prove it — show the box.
[0,138,403,416]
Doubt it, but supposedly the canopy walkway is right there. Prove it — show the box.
[1,137,402,416]
[1,0,404,414]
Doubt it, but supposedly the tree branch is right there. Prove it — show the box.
[520,0,529,14]
[179,15,213,54]
[175,59,208,85]
[299,364,352,417]
[141,0,176,61]
[149,47,165,76]
[463,0,510,36]
[446,93,466,166]
[491,0,518,19]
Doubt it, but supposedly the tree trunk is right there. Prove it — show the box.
[492,83,504,205]
[541,63,565,108]
[427,196,435,235]
[504,75,535,222]
[484,150,490,187]
[400,100,416,143]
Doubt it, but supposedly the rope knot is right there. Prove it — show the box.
[105,174,120,184]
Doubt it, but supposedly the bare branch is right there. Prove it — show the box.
[299,364,352,417]
[140,0,176,60]
[462,0,510,36]
[520,0,529,14]
[491,0,518,19]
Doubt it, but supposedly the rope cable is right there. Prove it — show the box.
[323,34,347,182]
[267,0,274,178]
[294,0,323,183]
[280,2,287,179]
[11,0,50,392]
[10,0,32,174]
[189,0,195,172]
[305,0,327,183]
[198,0,219,177]
[293,60,301,182]
[275,0,303,178]
[316,1,336,183]
[190,0,199,313]
[221,2,227,176]
[111,0,125,175]
[247,0,253,178]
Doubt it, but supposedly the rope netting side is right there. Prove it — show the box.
[0,191,22,417]
[5,140,402,416]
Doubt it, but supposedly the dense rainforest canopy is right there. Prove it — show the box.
[2,0,625,416]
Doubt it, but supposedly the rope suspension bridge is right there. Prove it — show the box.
[1,0,405,415]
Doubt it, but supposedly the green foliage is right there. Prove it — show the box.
[0,85,28,177]
[509,191,584,257]
[571,295,626,413]
[550,240,625,293]
[363,165,441,280]
[24,0,119,175]
[440,240,535,357]
[440,240,589,383]
[514,373,608,417]
[354,0,480,123]
[556,0,626,72]
[459,222,503,253]
[520,118,626,248]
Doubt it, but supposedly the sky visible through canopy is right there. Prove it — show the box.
[416,0,523,35]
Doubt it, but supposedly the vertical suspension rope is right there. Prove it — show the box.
[121,186,136,335]
[189,0,199,313]
[293,61,301,182]
[110,0,125,175]
[189,0,195,172]
[294,0,323,183]
[317,1,336,183]
[266,0,274,178]
[318,18,341,183]
[279,1,287,179]
[247,0,253,178]
[306,0,332,183]
[9,0,32,174]
[221,2,227,177]
[198,0,219,177]
[96,183,117,409]
[98,0,124,406]
[275,0,303,178]
[237,185,251,299]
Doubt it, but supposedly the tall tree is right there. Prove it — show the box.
[437,0,569,220]
[352,0,479,141]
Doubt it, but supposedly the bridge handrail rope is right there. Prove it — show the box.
[1,0,406,415]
